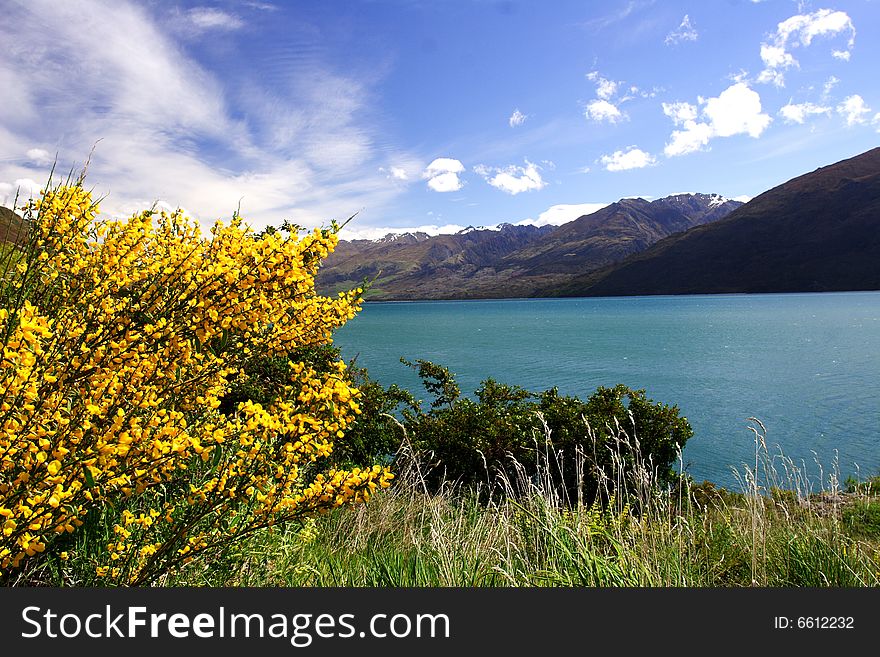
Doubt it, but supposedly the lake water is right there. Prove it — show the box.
[333,292,880,491]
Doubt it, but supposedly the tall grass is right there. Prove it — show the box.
[137,418,880,587]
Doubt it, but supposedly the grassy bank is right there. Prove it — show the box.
[170,424,880,588]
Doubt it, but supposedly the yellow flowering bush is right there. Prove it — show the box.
[0,176,392,585]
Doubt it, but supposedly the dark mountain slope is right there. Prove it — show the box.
[555,147,880,297]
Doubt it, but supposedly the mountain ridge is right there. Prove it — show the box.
[317,192,743,299]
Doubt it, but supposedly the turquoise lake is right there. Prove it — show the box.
[333,292,880,491]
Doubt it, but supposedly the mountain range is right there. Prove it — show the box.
[317,146,880,300]
[317,193,743,299]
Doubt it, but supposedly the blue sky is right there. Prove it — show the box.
[1,0,878,239]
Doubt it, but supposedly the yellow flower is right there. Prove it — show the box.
[1,179,383,582]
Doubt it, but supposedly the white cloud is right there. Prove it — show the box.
[704,83,771,137]
[733,195,752,203]
[662,101,698,125]
[837,95,871,126]
[183,7,244,33]
[0,178,42,207]
[823,75,840,97]
[665,122,714,157]
[778,9,855,47]
[584,71,629,123]
[424,158,464,177]
[665,14,698,46]
[339,223,469,241]
[600,147,656,172]
[585,99,624,123]
[422,158,465,192]
[516,203,609,227]
[26,148,54,166]
[663,83,771,157]
[475,160,546,195]
[425,174,462,193]
[0,0,406,235]
[758,44,797,87]
[759,44,795,69]
[509,109,527,127]
[587,72,618,100]
[778,102,831,124]
[379,165,411,181]
[758,9,856,87]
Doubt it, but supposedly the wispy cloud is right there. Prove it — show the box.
[665,14,698,46]
[823,75,840,98]
[778,101,831,124]
[508,109,527,127]
[182,7,244,34]
[244,1,278,11]
[0,0,401,231]
[579,1,655,32]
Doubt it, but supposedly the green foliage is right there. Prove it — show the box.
[401,357,461,409]
[332,363,416,467]
[401,377,539,493]
[398,360,693,503]
[842,500,880,538]
[845,474,880,496]
[688,480,745,510]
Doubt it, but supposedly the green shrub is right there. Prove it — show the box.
[332,363,416,467]
[399,360,693,504]
[845,474,880,496]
